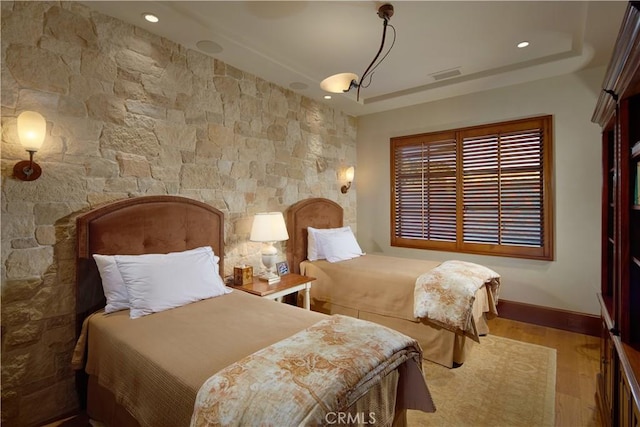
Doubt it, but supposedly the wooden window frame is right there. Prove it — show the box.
[390,115,554,261]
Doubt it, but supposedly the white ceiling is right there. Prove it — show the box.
[81,1,628,117]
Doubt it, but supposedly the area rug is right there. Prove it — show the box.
[408,334,556,427]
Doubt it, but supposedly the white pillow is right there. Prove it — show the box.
[116,246,228,319]
[314,227,365,263]
[307,226,350,261]
[94,254,130,314]
[93,247,221,315]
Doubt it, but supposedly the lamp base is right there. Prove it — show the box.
[259,243,280,284]
[259,271,281,284]
[13,160,41,181]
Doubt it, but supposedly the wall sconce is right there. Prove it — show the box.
[13,111,46,181]
[320,3,395,101]
[341,166,355,194]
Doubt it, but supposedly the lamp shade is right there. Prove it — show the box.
[249,212,289,242]
[320,73,358,93]
[17,111,46,152]
[345,166,355,182]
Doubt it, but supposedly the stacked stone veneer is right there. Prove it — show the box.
[0,2,357,425]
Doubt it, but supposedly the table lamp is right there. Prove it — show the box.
[249,212,289,283]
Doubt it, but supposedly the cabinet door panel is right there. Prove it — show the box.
[621,369,631,427]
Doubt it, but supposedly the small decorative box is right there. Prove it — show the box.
[233,265,253,285]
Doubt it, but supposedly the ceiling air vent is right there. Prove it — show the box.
[430,68,461,81]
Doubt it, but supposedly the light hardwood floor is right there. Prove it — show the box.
[487,317,602,427]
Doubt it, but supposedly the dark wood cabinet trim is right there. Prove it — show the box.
[592,3,640,127]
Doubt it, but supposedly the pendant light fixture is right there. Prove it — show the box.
[320,3,396,101]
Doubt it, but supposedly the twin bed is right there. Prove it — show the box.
[73,196,435,427]
[286,198,500,368]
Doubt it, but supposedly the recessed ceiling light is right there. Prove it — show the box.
[143,13,159,23]
[517,41,529,48]
[324,95,332,100]
[196,40,223,54]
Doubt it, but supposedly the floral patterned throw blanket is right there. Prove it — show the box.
[414,260,500,341]
[190,315,434,427]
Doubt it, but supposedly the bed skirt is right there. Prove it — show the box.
[310,300,487,368]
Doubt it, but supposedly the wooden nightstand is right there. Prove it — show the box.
[231,273,315,310]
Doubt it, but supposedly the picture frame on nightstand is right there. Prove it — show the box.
[276,261,289,276]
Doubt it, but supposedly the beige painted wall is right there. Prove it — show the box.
[356,66,604,316]
[0,2,356,425]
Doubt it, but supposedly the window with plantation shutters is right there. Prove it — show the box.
[391,115,553,260]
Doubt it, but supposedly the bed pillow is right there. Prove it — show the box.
[115,246,228,319]
[314,227,365,263]
[93,247,221,316]
[93,247,221,314]
[93,254,130,314]
[307,226,351,261]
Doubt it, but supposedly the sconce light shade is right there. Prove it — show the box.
[345,166,355,182]
[320,73,359,93]
[14,111,46,181]
[17,111,46,152]
[341,166,355,194]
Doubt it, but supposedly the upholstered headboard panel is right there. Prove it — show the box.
[286,198,343,274]
[75,195,225,335]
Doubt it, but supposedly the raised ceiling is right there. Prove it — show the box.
[81,1,628,116]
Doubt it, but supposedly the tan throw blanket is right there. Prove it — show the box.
[191,315,435,427]
[414,260,500,341]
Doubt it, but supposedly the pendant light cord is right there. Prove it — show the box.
[357,19,396,101]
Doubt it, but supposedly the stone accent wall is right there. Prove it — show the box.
[0,2,356,425]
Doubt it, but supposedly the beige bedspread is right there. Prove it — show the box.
[301,254,442,321]
[78,289,433,427]
[300,254,498,339]
[80,291,327,427]
[191,315,435,426]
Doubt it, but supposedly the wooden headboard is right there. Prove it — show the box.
[75,195,225,336]
[286,198,343,274]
